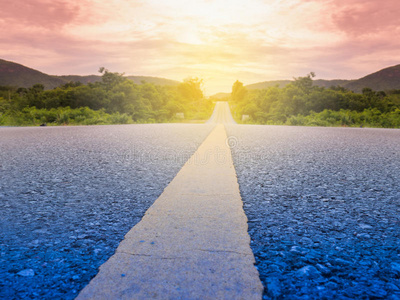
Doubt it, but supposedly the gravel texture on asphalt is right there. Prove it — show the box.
[0,124,214,300]
[226,125,400,300]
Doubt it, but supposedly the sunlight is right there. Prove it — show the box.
[6,0,395,95]
[60,0,334,93]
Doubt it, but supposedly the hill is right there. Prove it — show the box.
[246,80,292,90]
[209,92,230,100]
[314,79,355,89]
[56,75,101,85]
[344,64,400,93]
[0,59,180,89]
[3,58,400,93]
[246,79,354,90]
[246,65,400,92]
[56,75,180,86]
[0,59,65,89]
[125,76,179,86]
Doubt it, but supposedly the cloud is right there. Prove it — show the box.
[1,0,400,93]
[329,0,400,37]
[0,0,81,29]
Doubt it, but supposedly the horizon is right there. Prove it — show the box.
[1,0,400,94]
[5,56,400,96]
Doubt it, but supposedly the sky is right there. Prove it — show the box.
[1,0,400,95]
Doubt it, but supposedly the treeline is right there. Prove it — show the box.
[0,69,213,126]
[231,73,400,128]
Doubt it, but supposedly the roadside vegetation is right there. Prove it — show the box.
[0,69,213,126]
[231,73,400,128]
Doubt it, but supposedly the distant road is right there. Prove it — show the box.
[207,101,236,124]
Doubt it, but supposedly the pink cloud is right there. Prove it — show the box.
[0,0,81,29]
[1,0,400,93]
[328,0,400,37]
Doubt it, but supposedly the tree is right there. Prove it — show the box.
[231,80,247,103]
[178,77,204,105]
[140,83,163,110]
[98,67,126,91]
[25,84,46,108]
[258,86,280,113]
[292,72,315,95]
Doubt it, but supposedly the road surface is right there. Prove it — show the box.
[1,101,400,299]
[77,103,261,299]
[206,101,236,124]
[226,124,400,299]
[0,124,214,299]
[77,124,262,299]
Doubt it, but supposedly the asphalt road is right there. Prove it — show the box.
[207,101,236,124]
[2,104,400,299]
[77,124,263,299]
[226,124,400,299]
[0,124,213,299]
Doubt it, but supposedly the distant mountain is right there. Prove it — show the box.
[0,59,65,89]
[56,75,101,85]
[246,79,354,90]
[3,58,400,93]
[344,64,400,93]
[209,92,230,99]
[246,80,292,90]
[314,79,355,89]
[0,59,180,89]
[56,75,180,86]
[246,65,400,93]
[125,76,179,86]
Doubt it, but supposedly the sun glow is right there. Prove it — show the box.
[15,0,342,93]
[4,0,400,95]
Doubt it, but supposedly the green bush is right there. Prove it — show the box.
[230,75,400,128]
[0,71,214,126]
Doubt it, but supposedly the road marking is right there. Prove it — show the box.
[77,104,262,299]
[206,101,236,124]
